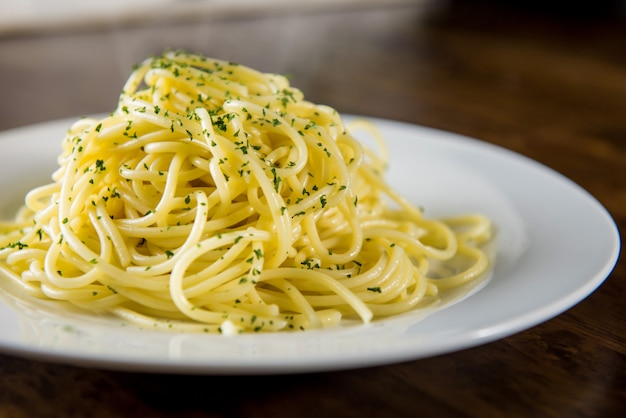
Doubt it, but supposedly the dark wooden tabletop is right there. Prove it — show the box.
[0,1,624,416]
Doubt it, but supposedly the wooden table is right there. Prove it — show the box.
[0,1,624,416]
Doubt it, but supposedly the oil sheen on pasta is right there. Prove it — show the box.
[0,51,492,334]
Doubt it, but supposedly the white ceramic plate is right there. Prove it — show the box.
[0,116,619,374]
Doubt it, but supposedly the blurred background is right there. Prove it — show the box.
[0,0,426,130]
[1,0,624,131]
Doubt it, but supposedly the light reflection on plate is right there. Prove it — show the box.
[0,116,619,374]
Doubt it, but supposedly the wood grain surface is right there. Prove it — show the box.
[0,1,624,417]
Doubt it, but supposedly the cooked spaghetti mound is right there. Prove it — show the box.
[0,51,491,333]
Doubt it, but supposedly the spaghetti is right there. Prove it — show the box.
[0,50,492,333]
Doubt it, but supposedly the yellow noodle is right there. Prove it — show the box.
[0,50,492,333]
